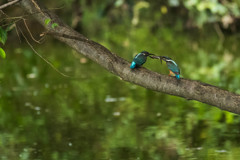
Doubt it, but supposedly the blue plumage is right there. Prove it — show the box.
[175,74,180,80]
[130,51,153,69]
[130,61,136,69]
[161,56,180,80]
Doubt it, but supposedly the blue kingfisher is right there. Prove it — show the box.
[160,56,180,80]
[130,51,153,69]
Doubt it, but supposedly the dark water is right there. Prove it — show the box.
[1,27,240,160]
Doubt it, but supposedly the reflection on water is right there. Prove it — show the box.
[1,32,240,160]
[105,95,126,103]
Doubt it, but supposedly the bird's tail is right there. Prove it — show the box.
[130,61,136,69]
[176,74,180,80]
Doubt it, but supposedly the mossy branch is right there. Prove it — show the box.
[15,0,240,114]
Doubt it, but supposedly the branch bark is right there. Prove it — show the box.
[16,0,240,114]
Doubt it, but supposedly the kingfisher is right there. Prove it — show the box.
[130,51,153,69]
[160,56,180,80]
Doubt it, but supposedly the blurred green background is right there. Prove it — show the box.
[1,0,240,159]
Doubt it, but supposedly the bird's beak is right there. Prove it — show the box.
[159,56,166,64]
[149,55,160,59]
[147,53,154,57]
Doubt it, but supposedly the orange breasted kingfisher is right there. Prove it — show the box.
[130,51,153,69]
[160,56,180,80]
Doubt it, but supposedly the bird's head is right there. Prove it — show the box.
[141,51,154,56]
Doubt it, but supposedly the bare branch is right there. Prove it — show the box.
[18,0,240,114]
[18,26,72,78]
[0,0,20,10]
[15,24,22,43]
[23,19,43,43]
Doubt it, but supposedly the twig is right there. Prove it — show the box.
[23,19,43,44]
[19,27,72,78]
[0,10,9,17]
[0,7,63,23]
[214,23,225,41]
[15,24,21,43]
[0,0,20,10]
[30,0,45,17]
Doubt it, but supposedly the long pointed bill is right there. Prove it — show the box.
[159,56,165,64]
[147,53,154,57]
[149,55,160,59]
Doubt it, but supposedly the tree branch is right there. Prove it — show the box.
[0,0,20,10]
[18,0,240,114]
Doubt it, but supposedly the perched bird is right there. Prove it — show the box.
[160,56,180,80]
[130,51,153,69]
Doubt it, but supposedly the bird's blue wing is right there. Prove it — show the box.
[133,53,147,66]
[167,61,180,74]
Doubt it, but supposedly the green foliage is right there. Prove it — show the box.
[2,0,240,159]
[0,27,7,45]
[45,18,51,25]
[44,18,59,29]
[51,23,59,29]
[175,0,240,27]
[0,48,6,59]
[1,29,240,159]
[0,26,10,59]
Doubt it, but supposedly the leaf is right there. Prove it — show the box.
[0,27,7,45]
[45,18,51,25]
[6,23,15,32]
[51,23,59,29]
[0,48,6,59]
